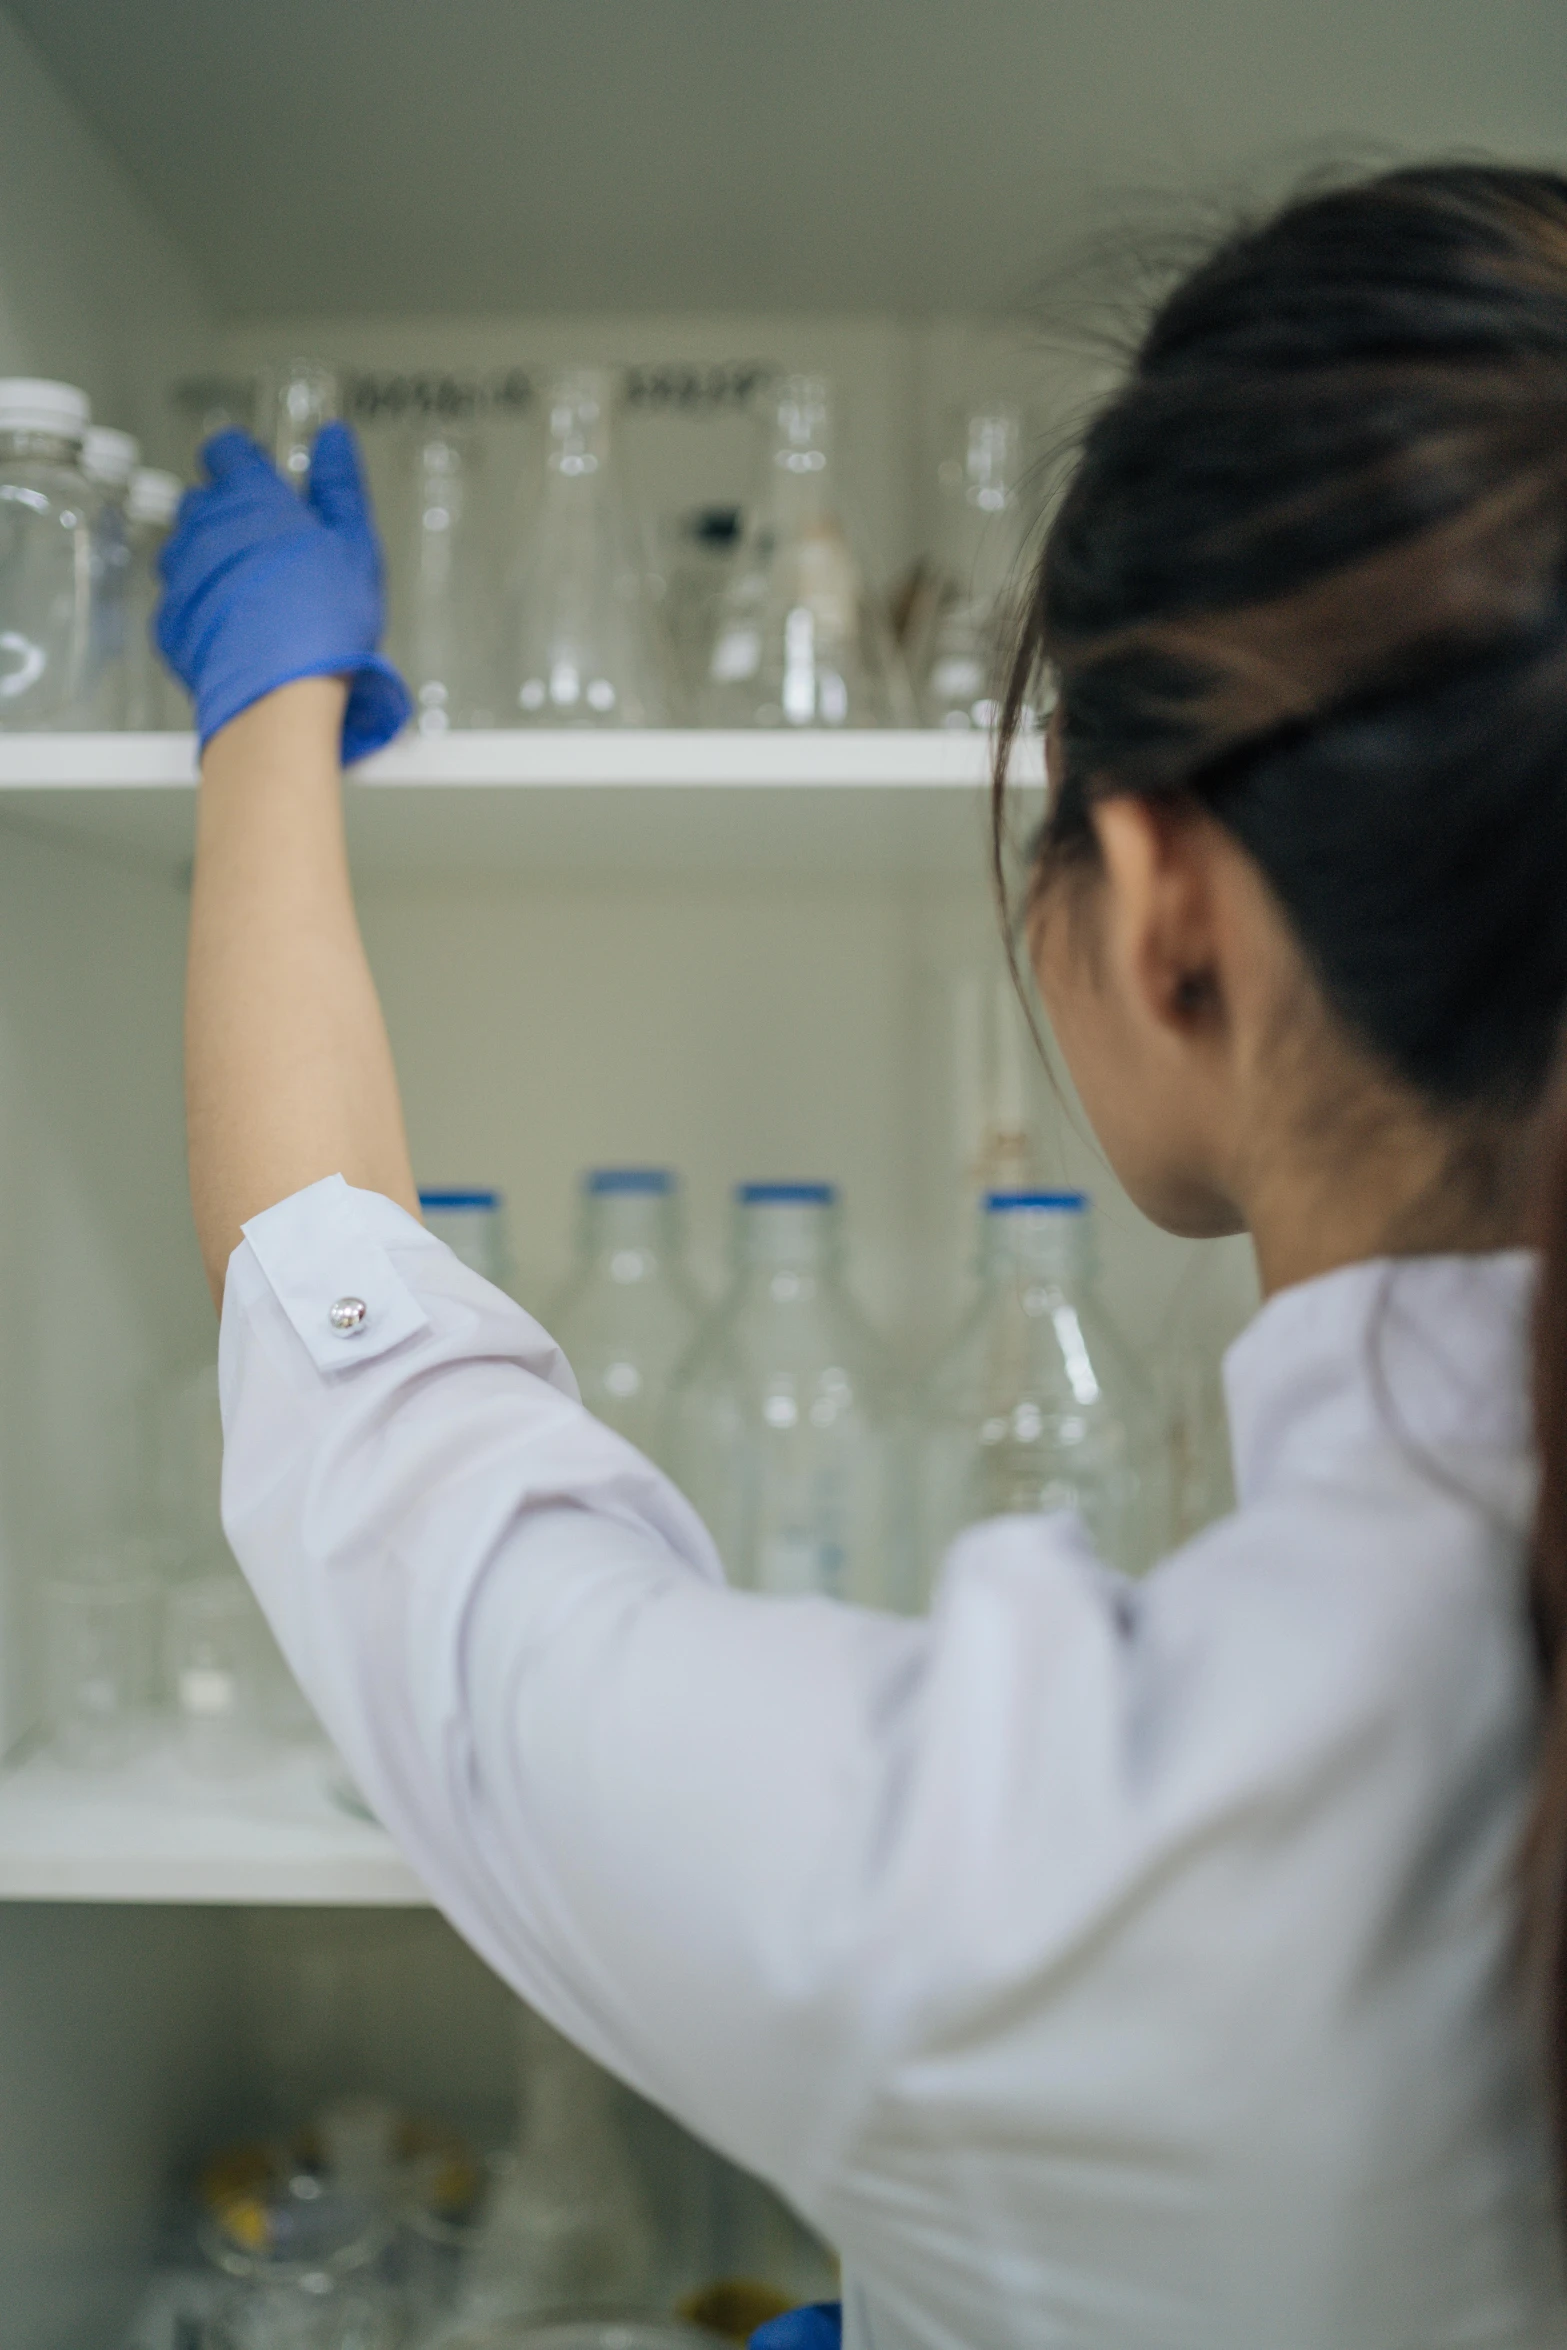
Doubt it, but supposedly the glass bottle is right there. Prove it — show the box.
[391,425,489,733]
[506,366,663,726]
[455,2002,657,2324]
[420,1188,511,1288]
[0,378,94,729]
[124,466,185,729]
[916,404,1028,731]
[546,1170,702,1469]
[701,374,911,729]
[921,1190,1159,1591]
[265,359,339,494]
[668,1185,901,1608]
[80,424,140,728]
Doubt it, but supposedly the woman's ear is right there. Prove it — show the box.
[1091,796,1225,1040]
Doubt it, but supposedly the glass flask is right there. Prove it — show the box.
[701,374,911,729]
[420,1188,511,1288]
[546,1170,702,1468]
[921,1191,1159,1590]
[668,1185,901,1608]
[168,1574,271,1778]
[916,404,1028,731]
[391,426,489,733]
[1158,1237,1259,1547]
[452,2003,657,2325]
[201,2174,397,2350]
[434,2323,717,2350]
[44,1555,159,1768]
[265,359,340,494]
[125,466,184,728]
[80,424,140,728]
[505,367,663,727]
[0,378,94,729]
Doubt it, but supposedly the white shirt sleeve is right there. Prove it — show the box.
[218,1175,937,2197]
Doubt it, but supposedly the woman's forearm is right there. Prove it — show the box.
[185,675,419,1307]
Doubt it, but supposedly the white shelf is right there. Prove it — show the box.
[0,1741,427,1905]
[0,730,1034,880]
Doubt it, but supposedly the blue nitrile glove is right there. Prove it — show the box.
[750,2306,842,2349]
[156,421,412,764]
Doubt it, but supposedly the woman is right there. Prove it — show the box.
[159,164,1567,2348]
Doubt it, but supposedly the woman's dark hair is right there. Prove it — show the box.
[992,162,1567,2148]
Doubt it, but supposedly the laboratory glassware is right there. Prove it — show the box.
[505,366,664,726]
[391,425,489,732]
[44,1555,159,1768]
[921,1190,1159,1590]
[701,374,911,728]
[168,1574,271,1777]
[421,1188,511,1287]
[916,404,1027,731]
[265,359,340,493]
[0,377,94,729]
[200,2173,397,2350]
[546,1170,702,1467]
[435,2324,719,2349]
[80,423,139,727]
[453,2003,657,2325]
[125,465,184,728]
[668,1184,902,1608]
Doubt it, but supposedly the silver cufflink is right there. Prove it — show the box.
[328,1295,369,1335]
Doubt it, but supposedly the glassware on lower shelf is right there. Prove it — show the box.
[432,2322,720,2349]
[700,375,911,729]
[200,2173,397,2350]
[420,1189,512,1289]
[667,1184,904,1608]
[44,1554,159,1768]
[546,1170,702,1470]
[921,1190,1160,1589]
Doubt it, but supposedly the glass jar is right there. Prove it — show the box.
[546,1170,702,1469]
[921,1190,1160,1590]
[419,1189,511,1288]
[125,465,185,729]
[80,423,139,728]
[505,367,663,726]
[0,378,94,729]
[668,1185,902,1608]
[915,404,1029,731]
[701,375,911,728]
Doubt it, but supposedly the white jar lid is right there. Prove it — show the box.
[128,466,181,527]
[0,378,90,440]
[83,425,141,486]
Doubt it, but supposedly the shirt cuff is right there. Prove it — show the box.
[239,1173,433,1372]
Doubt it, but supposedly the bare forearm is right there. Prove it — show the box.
[186,677,418,1307]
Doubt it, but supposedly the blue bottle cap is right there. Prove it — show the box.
[983,1188,1089,1213]
[420,1188,500,1212]
[585,1168,676,1195]
[737,1182,837,1207]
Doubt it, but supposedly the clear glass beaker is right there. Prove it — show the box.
[265,360,340,495]
[201,2174,397,2350]
[504,367,664,727]
[668,1185,903,1608]
[915,403,1029,731]
[0,378,95,730]
[921,1191,1160,1589]
[169,1574,271,1777]
[390,425,489,732]
[546,1170,702,1469]
[701,374,911,729]
[44,1556,159,1768]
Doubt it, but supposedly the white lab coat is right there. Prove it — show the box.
[219,1175,1567,2349]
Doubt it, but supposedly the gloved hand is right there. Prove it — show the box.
[157,421,412,764]
[750,2305,842,2349]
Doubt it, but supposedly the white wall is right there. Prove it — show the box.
[0,6,214,463]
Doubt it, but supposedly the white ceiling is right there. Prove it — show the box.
[7,0,1564,320]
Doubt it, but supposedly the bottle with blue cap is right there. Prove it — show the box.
[668,1184,901,1609]
[546,1170,702,1466]
[419,1188,511,1289]
[921,1189,1159,1587]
